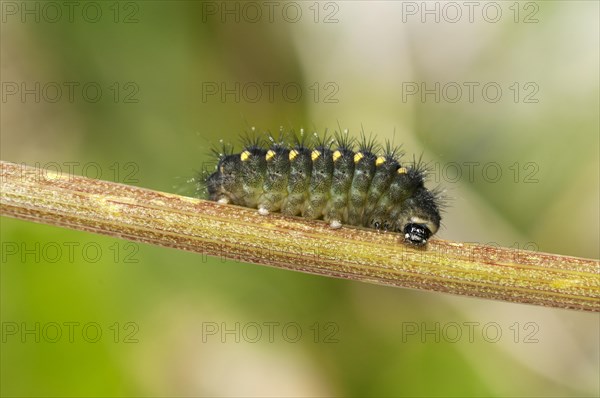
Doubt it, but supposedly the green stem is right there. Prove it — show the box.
[1,160,598,312]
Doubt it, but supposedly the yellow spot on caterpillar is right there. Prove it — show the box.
[332,150,342,162]
[266,150,276,161]
[354,152,364,163]
[376,156,386,166]
[311,150,321,161]
[289,149,299,160]
[219,165,224,173]
[240,150,251,162]
[397,167,408,174]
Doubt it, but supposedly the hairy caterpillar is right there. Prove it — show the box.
[202,129,442,246]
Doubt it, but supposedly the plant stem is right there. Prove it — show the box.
[1,160,598,312]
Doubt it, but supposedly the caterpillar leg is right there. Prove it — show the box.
[217,197,230,205]
[257,206,270,216]
[329,219,342,229]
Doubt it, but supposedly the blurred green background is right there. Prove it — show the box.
[1,1,598,396]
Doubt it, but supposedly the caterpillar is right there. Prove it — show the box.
[202,129,442,246]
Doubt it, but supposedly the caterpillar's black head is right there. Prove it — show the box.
[403,223,432,246]
[396,189,441,247]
